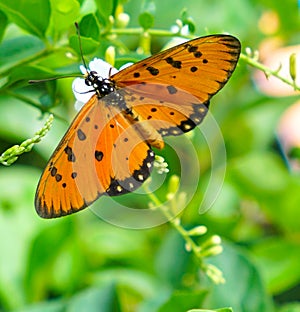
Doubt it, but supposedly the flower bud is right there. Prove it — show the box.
[116,12,130,28]
[187,225,207,236]
[105,46,116,67]
[289,52,297,82]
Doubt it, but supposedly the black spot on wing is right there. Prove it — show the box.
[146,66,159,76]
[64,146,76,162]
[55,174,62,182]
[50,167,57,176]
[95,150,104,161]
[194,51,202,58]
[187,45,198,53]
[77,129,86,141]
[164,57,182,69]
[167,85,177,94]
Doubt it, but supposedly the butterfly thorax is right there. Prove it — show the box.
[84,70,128,110]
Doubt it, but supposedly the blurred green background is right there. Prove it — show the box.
[0,0,300,311]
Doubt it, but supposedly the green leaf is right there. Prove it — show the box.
[180,8,189,21]
[278,303,300,312]
[94,0,117,25]
[24,219,84,301]
[69,34,99,56]
[155,230,191,287]
[15,300,65,312]
[185,18,196,33]
[48,0,80,37]
[252,238,300,294]
[288,146,300,160]
[0,35,45,71]
[138,12,154,30]
[0,10,8,42]
[230,152,288,196]
[188,309,233,312]
[158,290,208,312]
[229,152,300,234]
[205,242,274,312]
[0,166,42,310]
[67,284,121,312]
[180,9,195,33]
[0,0,50,38]
[2,65,57,89]
[79,14,100,41]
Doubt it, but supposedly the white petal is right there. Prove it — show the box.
[119,62,133,71]
[89,58,118,78]
[72,77,93,104]
[181,25,190,35]
[79,65,86,75]
[171,25,180,34]
[74,100,85,111]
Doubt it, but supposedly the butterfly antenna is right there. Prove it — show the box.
[28,74,80,84]
[29,23,88,84]
[75,22,89,73]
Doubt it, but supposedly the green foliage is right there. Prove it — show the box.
[139,12,154,30]
[0,10,8,42]
[188,309,233,312]
[180,9,196,34]
[0,0,300,311]
[48,0,80,38]
[0,0,50,39]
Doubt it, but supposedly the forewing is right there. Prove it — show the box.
[113,35,241,103]
[35,94,154,218]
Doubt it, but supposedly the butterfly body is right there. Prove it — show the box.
[35,35,241,218]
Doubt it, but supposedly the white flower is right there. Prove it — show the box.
[72,58,133,111]
[171,24,190,36]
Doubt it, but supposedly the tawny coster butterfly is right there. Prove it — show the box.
[35,33,241,218]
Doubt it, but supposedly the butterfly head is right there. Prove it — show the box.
[84,70,116,98]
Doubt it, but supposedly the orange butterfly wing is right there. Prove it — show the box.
[35,94,154,218]
[114,35,240,102]
[121,83,209,136]
[112,35,240,134]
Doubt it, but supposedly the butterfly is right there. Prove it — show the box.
[35,34,241,218]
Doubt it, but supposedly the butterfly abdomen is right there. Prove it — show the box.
[122,107,165,149]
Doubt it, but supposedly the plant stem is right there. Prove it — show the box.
[143,184,201,259]
[110,27,192,39]
[240,53,300,91]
